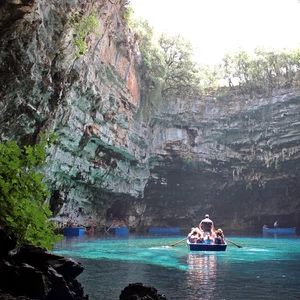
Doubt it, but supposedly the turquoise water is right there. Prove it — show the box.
[54,233,300,300]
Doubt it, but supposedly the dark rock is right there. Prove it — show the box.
[45,266,74,300]
[0,229,88,300]
[0,260,50,299]
[0,293,32,300]
[11,243,84,281]
[0,230,17,259]
[119,283,168,300]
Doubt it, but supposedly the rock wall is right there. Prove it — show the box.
[1,0,300,231]
[140,90,300,230]
[0,0,150,228]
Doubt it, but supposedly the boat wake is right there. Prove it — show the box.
[149,246,172,250]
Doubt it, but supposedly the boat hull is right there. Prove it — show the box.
[107,227,129,236]
[262,227,296,234]
[63,227,86,237]
[187,241,227,251]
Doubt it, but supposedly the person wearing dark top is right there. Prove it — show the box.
[199,214,214,235]
[214,229,225,244]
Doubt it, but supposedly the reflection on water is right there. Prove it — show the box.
[186,254,217,299]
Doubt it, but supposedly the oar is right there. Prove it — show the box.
[105,224,113,234]
[170,236,188,247]
[225,238,242,248]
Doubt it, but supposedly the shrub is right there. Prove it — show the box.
[0,133,62,250]
[70,8,100,57]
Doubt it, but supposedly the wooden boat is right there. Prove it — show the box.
[107,227,129,236]
[187,240,227,251]
[63,227,86,237]
[262,227,296,234]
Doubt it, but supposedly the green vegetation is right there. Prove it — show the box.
[0,133,62,250]
[215,47,300,99]
[70,9,100,57]
[131,17,300,112]
[120,1,134,24]
[159,33,201,98]
[133,19,166,121]
[133,19,203,120]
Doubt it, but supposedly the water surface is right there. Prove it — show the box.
[54,233,300,300]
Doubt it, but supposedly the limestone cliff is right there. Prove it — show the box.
[1,0,300,231]
[140,90,300,230]
[0,0,149,228]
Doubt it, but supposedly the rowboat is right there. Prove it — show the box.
[107,227,129,236]
[262,227,296,234]
[187,240,227,251]
[63,227,86,237]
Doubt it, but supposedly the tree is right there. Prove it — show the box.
[133,19,166,120]
[159,34,202,98]
[0,133,62,250]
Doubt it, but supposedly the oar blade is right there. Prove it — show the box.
[225,238,242,248]
[170,236,188,247]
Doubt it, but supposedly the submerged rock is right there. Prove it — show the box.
[119,283,168,300]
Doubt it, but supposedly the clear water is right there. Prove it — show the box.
[54,233,300,300]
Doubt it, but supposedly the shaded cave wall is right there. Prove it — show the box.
[137,92,300,231]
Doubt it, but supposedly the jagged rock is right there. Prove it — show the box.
[0,260,50,299]
[11,244,84,281]
[0,230,88,300]
[0,230,17,259]
[119,283,167,300]
[0,293,32,300]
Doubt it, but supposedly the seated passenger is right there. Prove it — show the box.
[188,227,200,243]
[119,219,127,228]
[214,230,222,244]
[86,225,95,234]
[196,235,204,243]
[110,219,119,228]
[204,232,213,244]
[214,228,225,244]
[263,224,268,229]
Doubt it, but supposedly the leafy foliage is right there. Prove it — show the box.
[0,133,62,250]
[158,34,202,98]
[70,8,100,57]
[133,19,203,120]
[133,19,166,120]
[214,47,300,99]
[120,1,134,24]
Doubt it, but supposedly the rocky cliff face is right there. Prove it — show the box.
[1,0,300,231]
[0,0,149,228]
[140,90,300,230]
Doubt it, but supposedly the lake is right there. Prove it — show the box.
[54,232,300,300]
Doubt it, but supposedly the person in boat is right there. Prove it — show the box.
[274,221,278,228]
[199,214,215,235]
[110,219,119,228]
[214,229,225,244]
[188,227,201,243]
[204,232,213,244]
[119,219,127,228]
[86,225,95,234]
[263,224,268,229]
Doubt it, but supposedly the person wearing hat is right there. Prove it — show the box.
[199,214,214,235]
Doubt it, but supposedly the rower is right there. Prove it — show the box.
[199,214,215,235]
